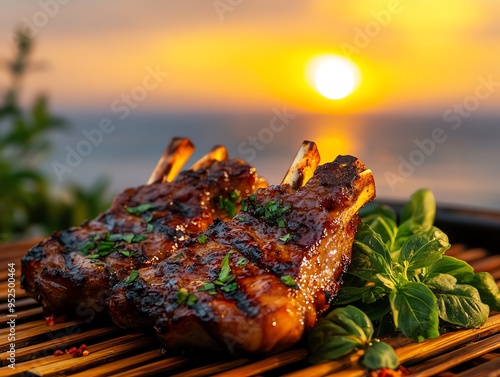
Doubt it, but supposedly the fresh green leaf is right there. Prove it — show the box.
[461,272,500,311]
[427,255,475,282]
[363,216,398,250]
[126,203,154,215]
[80,241,95,254]
[424,273,457,292]
[308,334,364,364]
[279,233,293,243]
[122,234,134,243]
[229,190,239,202]
[436,284,489,328]
[197,234,208,244]
[336,285,375,305]
[399,227,450,272]
[326,306,374,342]
[235,257,248,267]
[349,223,392,282]
[198,282,216,294]
[360,341,399,370]
[218,252,232,282]
[124,270,139,284]
[219,196,237,218]
[186,293,198,306]
[220,282,238,293]
[131,234,147,243]
[120,250,131,257]
[359,203,397,223]
[393,220,425,253]
[177,288,189,304]
[108,233,123,241]
[146,223,154,233]
[307,306,374,364]
[281,274,298,287]
[389,282,439,342]
[399,188,436,228]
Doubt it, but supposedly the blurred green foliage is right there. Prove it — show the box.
[0,31,111,242]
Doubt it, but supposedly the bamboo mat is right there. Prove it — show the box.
[0,239,498,377]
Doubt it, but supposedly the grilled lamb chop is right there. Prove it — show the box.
[21,157,267,320]
[108,155,375,355]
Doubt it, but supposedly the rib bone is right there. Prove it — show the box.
[147,137,195,184]
[281,140,321,189]
[189,145,229,171]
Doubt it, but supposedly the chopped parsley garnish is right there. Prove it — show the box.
[238,217,245,222]
[82,232,149,261]
[173,252,183,259]
[124,270,139,283]
[81,241,95,254]
[281,274,298,288]
[218,191,240,218]
[221,282,238,293]
[201,250,239,294]
[126,203,154,215]
[122,234,134,243]
[246,196,291,227]
[235,257,248,267]
[106,233,123,242]
[216,251,236,285]
[147,223,154,233]
[241,199,248,212]
[177,288,198,306]
[198,282,217,295]
[197,234,208,244]
[279,233,293,243]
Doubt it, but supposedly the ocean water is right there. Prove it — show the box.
[42,111,500,211]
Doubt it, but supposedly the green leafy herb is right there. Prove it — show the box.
[81,241,96,254]
[221,282,238,293]
[279,233,293,243]
[217,191,240,218]
[247,197,291,227]
[197,234,208,244]
[241,199,248,212]
[126,203,154,215]
[308,306,398,370]
[198,282,216,295]
[147,223,154,233]
[229,190,239,202]
[124,270,139,284]
[177,288,198,306]
[238,217,245,222]
[131,234,148,243]
[210,250,239,293]
[122,234,134,244]
[338,188,495,343]
[360,340,399,370]
[84,231,149,261]
[235,257,248,267]
[281,274,298,288]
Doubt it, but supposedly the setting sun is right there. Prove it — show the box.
[309,56,360,100]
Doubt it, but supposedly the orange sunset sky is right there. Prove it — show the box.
[1,0,499,114]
